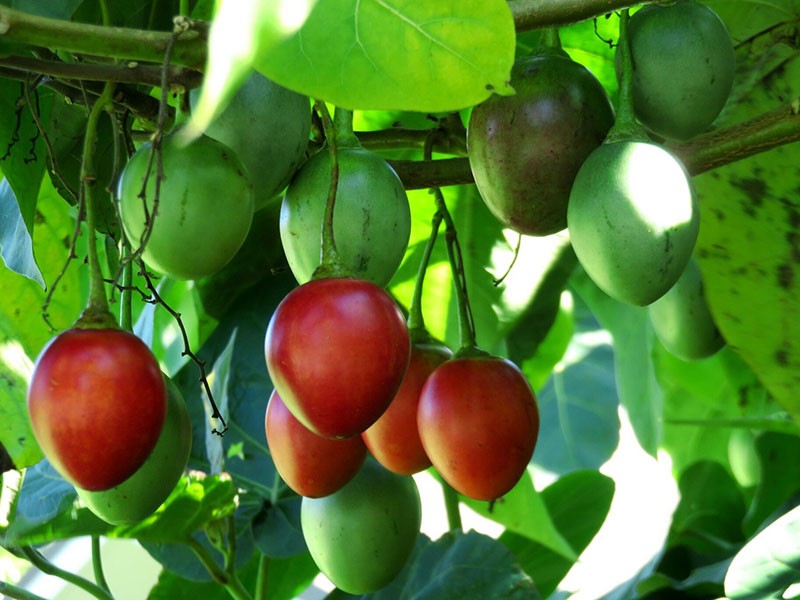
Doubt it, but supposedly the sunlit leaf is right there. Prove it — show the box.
[725,504,800,600]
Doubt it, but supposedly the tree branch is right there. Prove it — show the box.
[386,99,800,189]
[0,55,202,90]
[0,6,208,69]
[508,0,657,30]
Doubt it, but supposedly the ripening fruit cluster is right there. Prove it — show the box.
[468,1,733,361]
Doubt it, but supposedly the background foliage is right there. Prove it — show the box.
[1,0,799,598]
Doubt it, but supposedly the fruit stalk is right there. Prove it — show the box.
[434,189,479,353]
[605,9,647,144]
[311,101,349,279]
[79,80,117,325]
[406,210,442,341]
[19,546,114,600]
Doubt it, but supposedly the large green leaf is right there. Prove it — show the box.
[190,0,515,138]
[725,504,800,600]
[571,268,663,456]
[462,470,576,561]
[499,470,615,598]
[691,8,800,423]
[533,293,620,476]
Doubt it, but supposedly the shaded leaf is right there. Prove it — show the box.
[0,178,43,285]
[361,530,538,599]
[570,268,661,456]
[533,293,620,476]
[743,431,800,535]
[251,495,308,559]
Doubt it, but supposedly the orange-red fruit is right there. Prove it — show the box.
[265,277,410,439]
[266,389,366,498]
[362,343,453,475]
[417,356,539,501]
[27,328,166,491]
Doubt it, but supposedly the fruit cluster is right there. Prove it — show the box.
[23,2,736,594]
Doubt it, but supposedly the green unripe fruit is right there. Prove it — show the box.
[280,146,411,286]
[192,71,310,208]
[649,257,725,360]
[301,458,421,594]
[621,1,736,140]
[119,133,254,280]
[469,51,614,235]
[567,140,699,306]
[77,376,192,525]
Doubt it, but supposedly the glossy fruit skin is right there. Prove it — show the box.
[27,328,166,491]
[567,140,700,306]
[418,356,539,501]
[622,1,735,140]
[649,257,725,360]
[191,71,310,208]
[362,343,452,475]
[280,146,411,286]
[265,277,411,439]
[76,375,192,524]
[118,133,254,280]
[468,51,614,236]
[266,389,366,497]
[301,458,421,594]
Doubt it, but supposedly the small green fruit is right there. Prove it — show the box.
[192,71,310,208]
[280,146,410,286]
[118,133,254,280]
[301,458,421,594]
[77,376,192,525]
[567,140,699,306]
[649,257,725,360]
[621,1,736,140]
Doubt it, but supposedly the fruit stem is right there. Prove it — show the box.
[91,536,111,594]
[332,106,360,148]
[433,189,479,353]
[605,9,649,144]
[78,81,119,329]
[539,27,562,51]
[310,101,354,280]
[442,480,463,531]
[19,546,114,600]
[255,554,270,600]
[406,202,443,344]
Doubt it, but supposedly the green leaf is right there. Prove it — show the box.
[462,470,577,561]
[533,293,620,476]
[251,495,308,559]
[192,0,515,138]
[669,461,747,555]
[499,470,615,598]
[0,80,52,235]
[743,431,800,535]
[0,179,43,285]
[362,530,539,599]
[0,0,84,18]
[5,459,76,539]
[204,328,238,475]
[725,504,800,600]
[0,335,40,468]
[571,268,662,456]
[690,11,800,423]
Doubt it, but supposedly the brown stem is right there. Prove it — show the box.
[669,100,800,175]
[0,7,208,69]
[0,55,202,90]
[388,99,800,189]
[509,0,656,30]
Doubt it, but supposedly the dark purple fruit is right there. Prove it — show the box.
[468,51,614,236]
